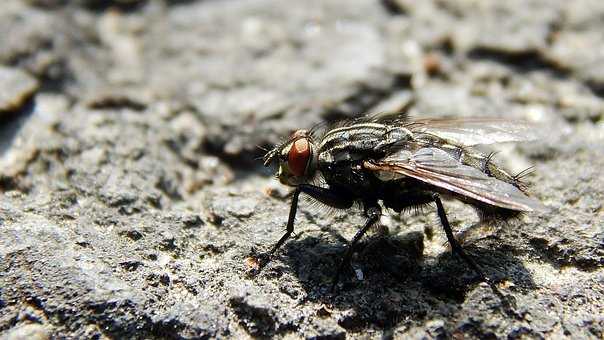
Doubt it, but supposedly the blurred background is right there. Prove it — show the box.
[1,0,603,339]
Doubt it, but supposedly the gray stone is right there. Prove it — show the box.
[0,0,603,339]
[0,66,39,113]
[3,323,50,340]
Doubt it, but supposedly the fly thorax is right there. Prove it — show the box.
[372,127,413,152]
[318,124,414,165]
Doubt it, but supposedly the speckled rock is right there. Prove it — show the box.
[0,66,39,113]
[0,0,603,339]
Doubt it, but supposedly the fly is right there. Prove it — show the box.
[253,113,546,291]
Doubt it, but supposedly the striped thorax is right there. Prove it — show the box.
[318,123,413,165]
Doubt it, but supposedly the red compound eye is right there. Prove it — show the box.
[288,138,310,177]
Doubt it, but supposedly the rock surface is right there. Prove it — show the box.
[0,66,38,113]
[1,0,603,338]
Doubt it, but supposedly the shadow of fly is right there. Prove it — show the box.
[252,113,546,293]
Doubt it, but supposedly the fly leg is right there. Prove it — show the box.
[332,205,381,292]
[270,184,354,255]
[251,185,353,273]
[268,187,301,256]
[432,194,489,282]
[433,194,518,314]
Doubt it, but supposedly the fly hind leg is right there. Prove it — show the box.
[432,194,489,282]
[432,194,518,313]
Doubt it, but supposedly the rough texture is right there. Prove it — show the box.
[1,0,603,339]
[0,66,39,113]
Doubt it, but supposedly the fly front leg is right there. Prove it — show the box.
[270,184,355,255]
[332,204,381,292]
[432,194,489,283]
[268,187,301,255]
[252,184,354,272]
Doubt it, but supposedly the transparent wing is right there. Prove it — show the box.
[406,117,539,146]
[364,147,545,212]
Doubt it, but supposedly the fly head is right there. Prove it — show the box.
[263,129,318,186]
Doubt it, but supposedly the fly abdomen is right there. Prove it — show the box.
[413,135,528,194]
[426,140,514,183]
[438,143,465,162]
[461,151,523,189]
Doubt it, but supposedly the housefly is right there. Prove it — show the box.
[255,113,545,291]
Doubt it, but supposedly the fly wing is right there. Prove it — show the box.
[364,147,545,212]
[407,117,539,146]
